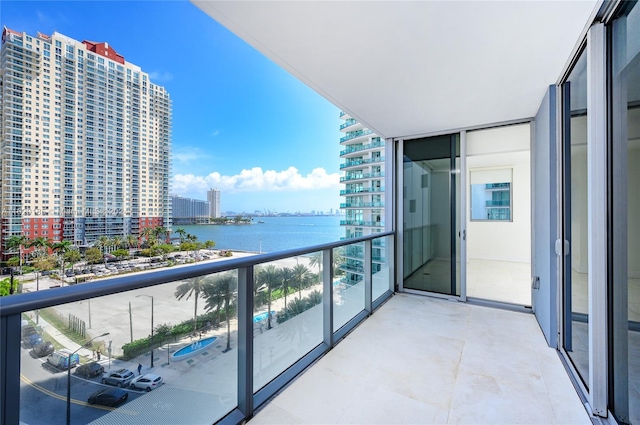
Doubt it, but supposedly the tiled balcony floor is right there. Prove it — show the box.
[249,293,591,424]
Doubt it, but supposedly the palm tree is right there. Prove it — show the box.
[95,235,110,253]
[52,240,73,279]
[126,234,138,249]
[29,237,51,258]
[279,267,295,311]
[154,226,168,243]
[111,236,125,250]
[64,249,82,273]
[202,277,225,327]
[5,235,28,272]
[256,265,281,329]
[213,273,238,352]
[175,227,187,243]
[174,276,208,335]
[141,227,157,248]
[292,263,311,300]
[308,251,323,280]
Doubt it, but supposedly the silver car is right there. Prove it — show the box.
[130,373,163,391]
[101,368,135,387]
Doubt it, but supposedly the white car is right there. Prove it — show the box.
[130,373,163,391]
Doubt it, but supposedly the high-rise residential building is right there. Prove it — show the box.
[0,28,172,256]
[171,195,209,225]
[339,113,385,285]
[207,188,221,218]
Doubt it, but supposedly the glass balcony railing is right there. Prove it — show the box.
[339,187,384,195]
[0,232,394,425]
[339,129,373,143]
[485,200,510,207]
[340,202,385,208]
[339,118,358,130]
[340,172,384,182]
[339,157,385,169]
[339,141,383,156]
[340,220,385,227]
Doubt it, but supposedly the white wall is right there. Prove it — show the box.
[466,124,531,263]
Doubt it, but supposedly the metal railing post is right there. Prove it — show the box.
[322,248,334,348]
[364,239,372,314]
[1,313,21,425]
[237,266,254,419]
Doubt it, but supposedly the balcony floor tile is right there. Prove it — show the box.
[250,293,591,424]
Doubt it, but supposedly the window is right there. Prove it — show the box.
[470,168,512,221]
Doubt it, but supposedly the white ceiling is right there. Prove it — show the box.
[192,1,598,139]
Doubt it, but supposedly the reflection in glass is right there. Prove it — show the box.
[611,2,640,423]
[334,244,365,331]
[253,256,323,391]
[372,235,392,302]
[470,169,512,221]
[403,134,460,296]
[563,49,589,387]
[19,274,238,424]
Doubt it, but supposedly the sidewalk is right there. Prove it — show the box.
[24,312,93,359]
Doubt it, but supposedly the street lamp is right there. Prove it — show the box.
[136,294,154,367]
[67,332,109,425]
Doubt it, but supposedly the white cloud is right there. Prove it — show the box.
[172,167,340,196]
[211,130,220,137]
[173,152,201,163]
[149,71,174,83]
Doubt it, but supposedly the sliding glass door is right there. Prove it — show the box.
[402,134,461,297]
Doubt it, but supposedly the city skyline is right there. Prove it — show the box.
[1,1,343,213]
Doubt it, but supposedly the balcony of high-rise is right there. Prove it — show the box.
[2,1,639,425]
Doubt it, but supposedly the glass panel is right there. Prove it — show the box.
[334,243,365,331]
[611,2,640,423]
[403,134,460,296]
[19,274,238,424]
[253,256,323,391]
[465,125,531,306]
[563,49,589,386]
[372,235,392,302]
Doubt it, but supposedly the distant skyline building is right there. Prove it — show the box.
[0,28,172,256]
[170,195,209,225]
[338,111,385,284]
[207,188,221,218]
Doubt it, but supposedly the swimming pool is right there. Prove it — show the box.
[171,336,217,361]
[253,311,275,322]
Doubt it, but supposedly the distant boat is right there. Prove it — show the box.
[257,220,265,224]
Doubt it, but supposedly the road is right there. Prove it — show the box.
[19,346,146,425]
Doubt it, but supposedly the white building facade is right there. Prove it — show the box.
[171,195,209,225]
[339,113,385,285]
[0,28,172,254]
[207,187,221,218]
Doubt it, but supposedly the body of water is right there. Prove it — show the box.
[177,216,343,253]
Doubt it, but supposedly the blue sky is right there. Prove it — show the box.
[2,1,343,214]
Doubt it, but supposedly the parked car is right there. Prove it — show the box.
[47,350,80,370]
[87,388,128,407]
[25,333,43,348]
[21,324,39,340]
[76,361,104,378]
[101,368,135,387]
[130,373,163,391]
[32,341,54,357]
